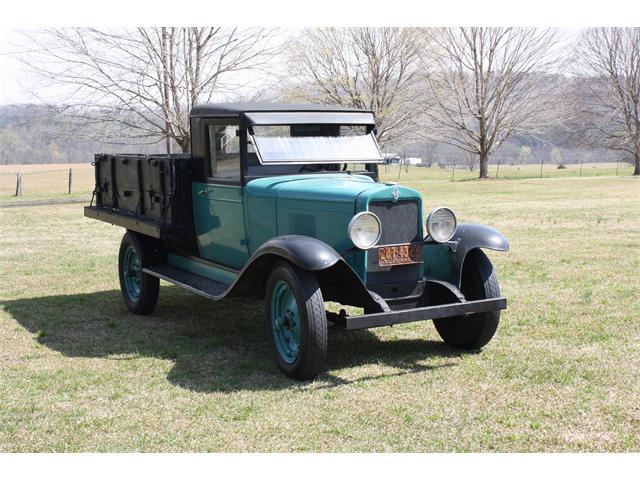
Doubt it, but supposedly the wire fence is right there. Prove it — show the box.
[0,158,635,200]
[0,167,89,198]
[2,168,72,196]
[382,157,634,181]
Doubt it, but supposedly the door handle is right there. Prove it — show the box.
[197,189,207,195]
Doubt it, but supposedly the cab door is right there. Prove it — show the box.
[192,120,249,269]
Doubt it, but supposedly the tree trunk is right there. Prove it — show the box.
[179,137,191,153]
[634,151,640,176]
[479,152,489,179]
[161,28,173,155]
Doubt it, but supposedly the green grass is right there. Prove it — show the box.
[384,161,635,183]
[0,175,639,452]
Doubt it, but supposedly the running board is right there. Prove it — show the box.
[143,265,229,300]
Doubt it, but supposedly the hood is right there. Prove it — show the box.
[244,173,422,257]
[245,173,420,206]
[246,173,379,203]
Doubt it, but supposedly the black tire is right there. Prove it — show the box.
[433,249,501,349]
[265,262,328,380]
[118,231,160,315]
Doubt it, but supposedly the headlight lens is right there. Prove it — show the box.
[348,212,381,249]
[426,207,457,243]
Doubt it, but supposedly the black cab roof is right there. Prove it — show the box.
[190,102,376,126]
[190,102,373,116]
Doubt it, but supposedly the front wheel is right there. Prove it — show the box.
[433,249,501,349]
[265,262,327,380]
[118,232,160,315]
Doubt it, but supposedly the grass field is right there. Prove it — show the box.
[0,163,95,202]
[0,161,635,202]
[0,173,639,452]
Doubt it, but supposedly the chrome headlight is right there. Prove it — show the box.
[348,212,381,250]
[426,207,457,243]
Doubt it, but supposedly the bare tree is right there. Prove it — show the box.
[421,28,563,178]
[18,28,281,152]
[0,129,22,165]
[574,28,640,175]
[519,145,532,165]
[463,151,477,172]
[283,28,430,147]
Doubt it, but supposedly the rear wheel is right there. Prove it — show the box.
[433,249,501,349]
[118,232,160,315]
[265,262,327,380]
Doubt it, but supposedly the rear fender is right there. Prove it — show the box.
[423,223,509,289]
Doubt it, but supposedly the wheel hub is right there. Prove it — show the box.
[122,246,142,301]
[270,281,301,364]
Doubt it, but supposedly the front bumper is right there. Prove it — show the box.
[332,297,507,331]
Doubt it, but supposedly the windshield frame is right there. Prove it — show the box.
[249,125,385,165]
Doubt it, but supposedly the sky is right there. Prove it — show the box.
[0,29,30,104]
[0,27,292,106]
[0,27,589,107]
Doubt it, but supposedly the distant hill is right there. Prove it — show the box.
[0,104,165,165]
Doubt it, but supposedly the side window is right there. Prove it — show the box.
[208,124,240,180]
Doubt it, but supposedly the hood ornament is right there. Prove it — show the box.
[391,185,400,203]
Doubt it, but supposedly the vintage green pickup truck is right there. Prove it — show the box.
[85,103,509,380]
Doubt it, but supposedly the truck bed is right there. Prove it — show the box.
[84,205,162,238]
[87,153,198,252]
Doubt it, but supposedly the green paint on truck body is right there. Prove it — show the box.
[245,174,377,256]
[192,182,249,270]
[422,243,457,284]
[190,172,455,287]
[243,174,426,282]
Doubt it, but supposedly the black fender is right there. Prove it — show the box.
[451,223,509,287]
[225,235,387,312]
[250,235,342,271]
[424,223,509,290]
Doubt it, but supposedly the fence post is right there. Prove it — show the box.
[451,162,456,181]
[579,158,584,177]
[616,159,620,176]
[539,159,544,178]
[68,168,73,194]
[496,159,501,179]
[15,172,22,196]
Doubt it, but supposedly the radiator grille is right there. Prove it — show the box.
[367,200,421,285]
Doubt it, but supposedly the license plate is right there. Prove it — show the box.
[378,243,423,267]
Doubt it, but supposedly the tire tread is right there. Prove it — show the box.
[266,262,327,380]
[118,231,160,315]
[433,249,501,349]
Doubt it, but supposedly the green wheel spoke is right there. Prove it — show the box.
[122,246,142,302]
[270,280,301,364]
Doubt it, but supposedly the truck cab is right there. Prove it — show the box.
[85,102,509,381]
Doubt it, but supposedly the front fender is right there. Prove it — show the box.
[226,235,387,312]
[454,223,509,255]
[251,235,342,271]
[423,223,509,289]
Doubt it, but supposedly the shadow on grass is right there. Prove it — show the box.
[2,286,459,392]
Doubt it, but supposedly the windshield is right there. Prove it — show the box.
[250,125,384,164]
